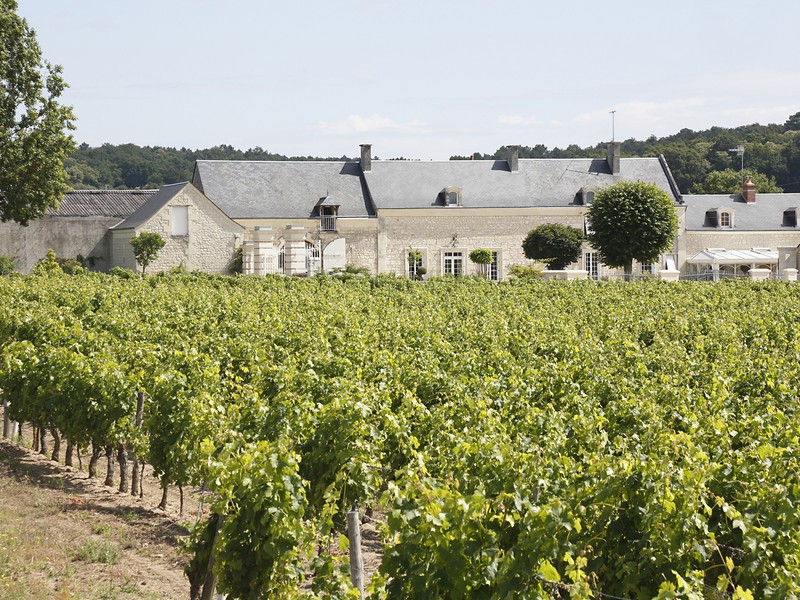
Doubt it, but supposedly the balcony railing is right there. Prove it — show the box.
[320,216,337,231]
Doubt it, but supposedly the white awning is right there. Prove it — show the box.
[688,248,778,264]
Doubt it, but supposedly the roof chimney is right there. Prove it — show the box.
[360,144,372,172]
[742,176,757,203]
[607,141,621,174]
[507,145,519,172]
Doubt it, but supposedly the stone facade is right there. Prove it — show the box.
[7,147,800,281]
[378,208,587,278]
[110,184,244,274]
[235,217,379,275]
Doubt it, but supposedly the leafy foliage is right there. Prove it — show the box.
[130,232,165,274]
[32,248,62,276]
[0,0,76,224]
[587,181,678,275]
[3,274,800,597]
[522,223,585,270]
[0,254,15,275]
[508,263,544,279]
[691,169,783,194]
[469,248,494,279]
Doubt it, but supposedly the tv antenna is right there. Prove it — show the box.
[728,145,745,184]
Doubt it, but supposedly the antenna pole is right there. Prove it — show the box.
[728,145,745,185]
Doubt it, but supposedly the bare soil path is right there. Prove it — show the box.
[0,423,384,599]
[0,435,193,599]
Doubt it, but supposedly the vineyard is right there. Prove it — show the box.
[1,272,799,599]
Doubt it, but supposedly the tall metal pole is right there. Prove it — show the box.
[729,145,745,185]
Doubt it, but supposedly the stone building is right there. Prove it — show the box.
[682,177,800,279]
[192,142,684,280]
[4,143,800,280]
[109,182,244,274]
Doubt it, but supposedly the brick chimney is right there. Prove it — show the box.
[507,145,519,172]
[607,141,621,174]
[742,176,757,203]
[360,144,372,172]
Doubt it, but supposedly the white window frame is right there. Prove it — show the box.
[488,249,501,281]
[584,251,600,281]
[172,205,189,236]
[442,249,466,276]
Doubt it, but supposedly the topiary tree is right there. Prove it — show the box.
[469,248,493,279]
[408,248,424,280]
[522,223,584,270]
[586,180,678,277]
[130,232,165,275]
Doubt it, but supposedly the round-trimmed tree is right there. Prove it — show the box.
[521,223,584,270]
[586,180,678,276]
[130,232,165,275]
[469,248,493,279]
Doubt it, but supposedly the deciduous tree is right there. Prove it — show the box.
[130,232,165,275]
[0,0,76,224]
[691,169,782,194]
[521,223,584,270]
[586,181,677,277]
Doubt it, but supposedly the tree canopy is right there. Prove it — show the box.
[0,0,76,224]
[130,232,165,275]
[522,223,584,270]
[691,169,783,194]
[586,181,678,276]
[469,248,494,279]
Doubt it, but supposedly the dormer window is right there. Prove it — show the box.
[783,208,798,227]
[578,186,597,205]
[704,208,734,229]
[441,186,462,207]
[317,195,339,231]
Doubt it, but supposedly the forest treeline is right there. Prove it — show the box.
[66,112,800,194]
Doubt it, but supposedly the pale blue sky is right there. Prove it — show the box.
[16,0,800,160]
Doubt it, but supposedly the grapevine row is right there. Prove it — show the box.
[1,272,799,599]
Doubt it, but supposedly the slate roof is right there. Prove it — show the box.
[191,156,679,217]
[192,161,374,219]
[364,157,681,209]
[48,189,156,218]
[112,182,187,230]
[684,193,800,230]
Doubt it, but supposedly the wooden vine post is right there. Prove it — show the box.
[130,391,146,497]
[200,513,225,600]
[3,399,10,439]
[347,503,364,598]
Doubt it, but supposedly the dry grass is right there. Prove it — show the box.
[0,435,191,600]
